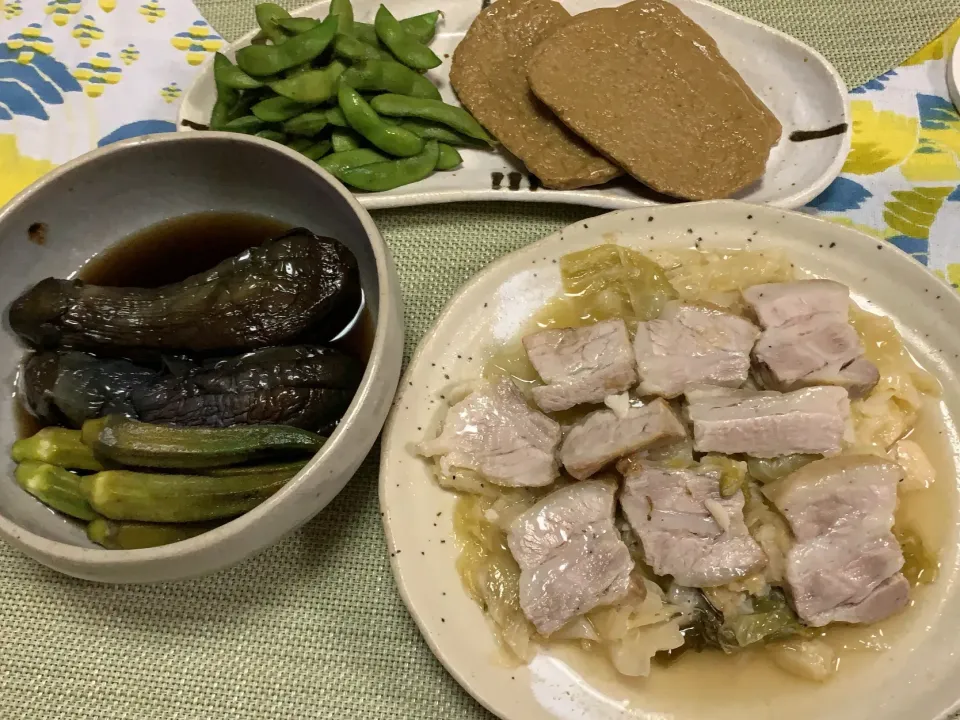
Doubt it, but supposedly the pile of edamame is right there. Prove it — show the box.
[210,0,495,191]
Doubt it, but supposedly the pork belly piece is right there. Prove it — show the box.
[508,479,633,634]
[743,280,879,398]
[763,455,908,626]
[619,462,766,587]
[418,378,561,487]
[633,302,760,397]
[524,319,637,412]
[559,398,687,480]
[685,386,850,457]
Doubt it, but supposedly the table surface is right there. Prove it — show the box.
[2,2,959,720]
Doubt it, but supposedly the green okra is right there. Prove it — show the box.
[81,415,325,470]
[12,427,104,471]
[87,518,219,550]
[15,461,97,521]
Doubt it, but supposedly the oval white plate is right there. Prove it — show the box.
[380,200,960,720]
[179,0,850,210]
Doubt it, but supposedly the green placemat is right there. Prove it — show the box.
[1,2,958,720]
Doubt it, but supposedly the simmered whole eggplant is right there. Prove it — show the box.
[7,229,360,357]
[131,345,362,432]
[20,351,158,428]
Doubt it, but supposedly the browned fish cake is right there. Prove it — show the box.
[449,0,621,190]
[527,0,782,200]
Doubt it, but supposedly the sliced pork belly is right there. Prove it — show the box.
[633,302,760,397]
[743,280,879,398]
[686,386,850,457]
[559,398,687,480]
[619,462,766,587]
[524,319,637,412]
[508,479,633,634]
[418,378,561,487]
[763,455,908,626]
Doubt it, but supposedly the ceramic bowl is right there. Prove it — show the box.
[0,131,403,583]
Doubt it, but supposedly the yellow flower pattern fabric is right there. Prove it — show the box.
[808,19,960,285]
[0,0,213,206]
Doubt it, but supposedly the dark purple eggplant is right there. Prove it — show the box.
[130,346,362,432]
[7,229,360,358]
[20,351,158,428]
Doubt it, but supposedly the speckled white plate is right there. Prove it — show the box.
[380,200,960,720]
[178,0,850,210]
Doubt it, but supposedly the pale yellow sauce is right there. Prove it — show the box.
[449,254,957,710]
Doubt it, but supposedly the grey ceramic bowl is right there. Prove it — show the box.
[0,131,403,583]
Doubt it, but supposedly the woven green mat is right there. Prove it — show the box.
[1,2,958,719]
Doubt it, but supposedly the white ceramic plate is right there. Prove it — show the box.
[178,0,850,210]
[380,200,960,720]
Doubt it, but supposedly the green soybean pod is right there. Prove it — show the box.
[353,22,381,47]
[269,61,345,103]
[370,94,493,143]
[302,139,332,160]
[277,17,320,34]
[340,59,441,100]
[282,110,329,136]
[213,52,266,89]
[236,14,337,76]
[255,129,288,143]
[337,84,423,157]
[317,148,387,174]
[221,115,265,134]
[399,11,441,44]
[336,139,439,191]
[436,143,462,170]
[329,0,354,34]
[334,34,390,63]
[374,5,441,71]
[397,118,485,146]
[286,137,314,152]
[331,130,361,152]
[210,54,240,129]
[255,2,291,45]
[325,106,348,127]
[252,95,316,122]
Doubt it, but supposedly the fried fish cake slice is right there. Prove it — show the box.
[450,0,621,190]
[527,0,782,200]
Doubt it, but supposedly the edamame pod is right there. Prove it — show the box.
[399,11,441,44]
[353,22,381,48]
[269,61,345,103]
[213,52,266,90]
[374,5,441,71]
[283,110,329,136]
[396,118,485,146]
[252,95,316,122]
[15,461,96,521]
[81,415,325,470]
[211,54,241,129]
[325,106,348,127]
[335,139,439,191]
[340,59,441,100]
[87,518,218,550]
[333,33,390,63]
[12,427,103,471]
[302,139,332,160]
[436,143,462,170]
[329,0,354,34]
[370,94,494,143]
[82,468,296,523]
[236,14,337,76]
[331,130,361,152]
[338,84,423,157]
[221,115,265,134]
[255,2,292,45]
[277,17,320,34]
[286,137,314,152]
[256,129,288,143]
[317,148,387,174]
